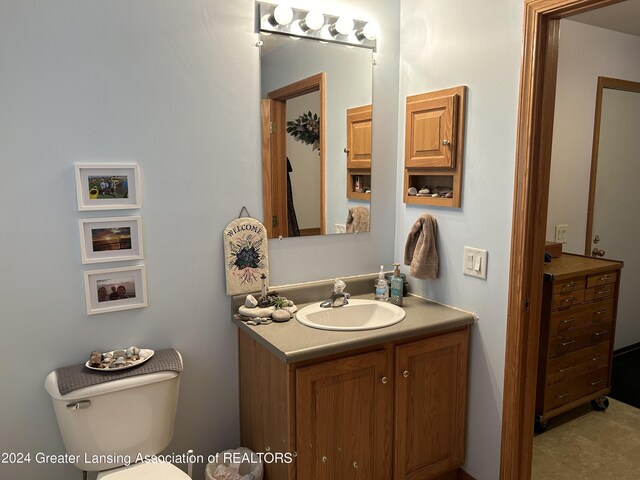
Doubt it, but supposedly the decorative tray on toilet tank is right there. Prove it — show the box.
[85,346,154,371]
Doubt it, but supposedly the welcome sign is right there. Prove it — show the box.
[223,217,269,296]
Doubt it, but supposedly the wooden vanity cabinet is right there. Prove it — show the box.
[238,326,470,480]
[535,254,623,430]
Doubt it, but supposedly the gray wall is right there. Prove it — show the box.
[0,1,399,479]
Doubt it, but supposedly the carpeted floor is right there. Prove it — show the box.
[532,398,640,479]
[609,348,640,409]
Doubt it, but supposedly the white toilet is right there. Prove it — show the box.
[44,352,190,479]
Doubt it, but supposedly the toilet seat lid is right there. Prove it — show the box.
[96,461,191,479]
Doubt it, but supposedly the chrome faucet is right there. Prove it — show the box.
[320,279,350,308]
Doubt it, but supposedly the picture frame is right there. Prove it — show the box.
[79,216,144,264]
[75,163,141,211]
[84,265,148,315]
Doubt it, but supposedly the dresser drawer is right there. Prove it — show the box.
[546,342,610,385]
[584,283,616,302]
[552,277,586,295]
[545,366,609,411]
[549,321,612,358]
[551,290,586,310]
[549,298,615,335]
[587,271,617,288]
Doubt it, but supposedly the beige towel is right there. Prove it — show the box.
[346,206,370,233]
[404,213,438,279]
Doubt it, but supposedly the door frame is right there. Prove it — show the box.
[584,76,640,254]
[501,1,625,479]
[261,73,326,238]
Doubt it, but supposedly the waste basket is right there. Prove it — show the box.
[205,447,263,480]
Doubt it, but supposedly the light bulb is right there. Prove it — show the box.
[302,10,324,31]
[330,16,354,36]
[360,21,380,40]
[270,5,293,26]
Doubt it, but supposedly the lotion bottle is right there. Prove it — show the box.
[374,265,389,301]
[389,263,403,306]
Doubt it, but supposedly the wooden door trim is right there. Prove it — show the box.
[584,77,640,255]
[502,1,624,479]
[267,73,326,235]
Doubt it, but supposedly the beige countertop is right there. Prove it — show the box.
[232,291,475,364]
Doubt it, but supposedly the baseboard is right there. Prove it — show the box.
[614,341,640,357]
[431,468,477,480]
[458,468,477,480]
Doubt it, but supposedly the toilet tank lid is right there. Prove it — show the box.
[45,369,180,401]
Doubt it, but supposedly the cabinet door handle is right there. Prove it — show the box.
[441,139,451,146]
[380,376,388,384]
[559,339,576,346]
[322,456,328,463]
[402,370,409,378]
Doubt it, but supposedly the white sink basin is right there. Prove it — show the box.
[296,299,406,331]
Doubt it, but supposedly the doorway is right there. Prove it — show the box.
[500,1,633,479]
[261,73,326,238]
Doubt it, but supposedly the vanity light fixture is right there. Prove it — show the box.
[257,2,378,50]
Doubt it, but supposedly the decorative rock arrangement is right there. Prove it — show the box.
[237,292,297,324]
[87,346,151,370]
[408,185,454,198]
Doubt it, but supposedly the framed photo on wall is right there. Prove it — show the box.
[75,163,141,211]
[79,216,144,264]
[84,265,148,315]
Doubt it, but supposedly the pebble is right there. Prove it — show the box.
[272,309,291,322]
[245,294,258,308]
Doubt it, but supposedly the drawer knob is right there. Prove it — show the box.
[380,376,388,384]
[592,248,606,257]
[402,370,409,378]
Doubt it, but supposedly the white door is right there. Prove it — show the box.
[590,86,640,349]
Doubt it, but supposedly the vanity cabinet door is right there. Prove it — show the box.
[296,349,393,480]
[346,104,372,169]
[394,329,469,480]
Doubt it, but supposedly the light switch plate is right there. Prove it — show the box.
[555,224,568,244]
[463,246,488,279]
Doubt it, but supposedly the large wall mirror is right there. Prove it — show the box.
[260,33,373,238]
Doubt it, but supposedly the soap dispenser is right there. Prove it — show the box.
[374,265,389,301]
[389,263,403,306]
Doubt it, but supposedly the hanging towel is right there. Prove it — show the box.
[404,213,439,279]
[346,206,370,233]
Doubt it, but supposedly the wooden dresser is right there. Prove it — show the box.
[535,253,623,431]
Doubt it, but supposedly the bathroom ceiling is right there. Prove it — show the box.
[568,0,640,37]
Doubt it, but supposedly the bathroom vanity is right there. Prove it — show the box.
[232,275,474,480]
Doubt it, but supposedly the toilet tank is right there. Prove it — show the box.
[44,357,182,472]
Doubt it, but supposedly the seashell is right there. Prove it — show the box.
[112,350,126,359]
[408,187,417,196]
[272,309,292,322]
[101,352,113,364]
[126,346,140,358]
[286,300,294,307]
[245,295,258,308]
[418,187,430,194]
